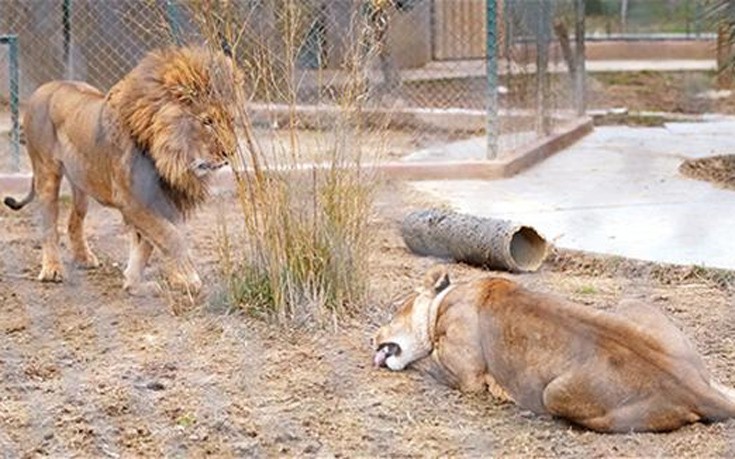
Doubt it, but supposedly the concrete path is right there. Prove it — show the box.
[410,115,735,270]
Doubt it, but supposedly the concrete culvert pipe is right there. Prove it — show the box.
[401,209,549,273]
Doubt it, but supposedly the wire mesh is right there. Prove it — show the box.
[585,0,710,38]
[0,0,589,172]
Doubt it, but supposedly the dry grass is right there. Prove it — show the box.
[547,248,735,292]
[187,0,388,326]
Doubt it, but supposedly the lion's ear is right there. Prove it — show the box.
[422,265,450,295]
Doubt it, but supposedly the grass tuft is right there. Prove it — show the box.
[189,0,385,326]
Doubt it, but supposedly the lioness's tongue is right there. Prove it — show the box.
[373,348,389,368]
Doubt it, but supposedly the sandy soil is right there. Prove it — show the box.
[1,182,734,458]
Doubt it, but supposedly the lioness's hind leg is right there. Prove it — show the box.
[574,397,698,433]
[542,371,613,431]
[36,167,64,282]
[68,184,99,269]
[542,370,698,432]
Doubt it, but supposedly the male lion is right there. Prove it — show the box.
[5,47,241,294]
[374,266,735,433]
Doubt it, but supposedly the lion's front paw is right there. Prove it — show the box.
[124,280,162,297]
[168,271,202,295]
[38,263,64,282]
[74,251,100,269]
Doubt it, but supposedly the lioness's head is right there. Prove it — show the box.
[107,46,243,208]
[373,266,452,370]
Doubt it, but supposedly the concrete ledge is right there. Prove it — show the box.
[224,116,591,182]
[374,116,592,181]
[502,117,593,178]
[0,173,32,198]
[0,117,592,198]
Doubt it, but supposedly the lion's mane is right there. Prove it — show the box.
[106,47,240,214]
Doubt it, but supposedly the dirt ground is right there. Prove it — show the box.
[680,154,735,191]
[2,69,735,457]
[1,181,735,458]
[588,71,735,115]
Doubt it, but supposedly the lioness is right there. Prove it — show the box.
[5,47,240,294]
[374,267,735,432]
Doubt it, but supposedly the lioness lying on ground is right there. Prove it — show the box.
[4,47,241,294]
[374,266,735,433]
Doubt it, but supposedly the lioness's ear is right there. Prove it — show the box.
[434,272,450,293]
[423,265,450,295]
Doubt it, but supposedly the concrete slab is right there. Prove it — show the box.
[410,117,735,270]
[400,59,718,83]
[403,132,538,162]
[586,59,717,72]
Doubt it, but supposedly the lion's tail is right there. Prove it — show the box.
[4,182,35,211]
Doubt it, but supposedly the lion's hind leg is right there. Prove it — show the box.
[36,164,64,282]
[123,230,159,296]
[122,211,202,294]
[68,184,99,269]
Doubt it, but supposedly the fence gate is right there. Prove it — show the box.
[432,0,486,60]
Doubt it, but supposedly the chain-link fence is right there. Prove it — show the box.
[0,0,588,172]
[585,0,712,38]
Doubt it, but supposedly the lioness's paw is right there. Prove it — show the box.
[38,264,64,283]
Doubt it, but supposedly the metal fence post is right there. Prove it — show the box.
[166,0,183,45]
[5,35,20,171]
[486,0,498,160]
[574,0,586,116]
[503,0,511,58]
[535,0,550,135]
[63,0,71,64]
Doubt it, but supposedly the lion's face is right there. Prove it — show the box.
[185,100,238,177]
[107,46,243,210]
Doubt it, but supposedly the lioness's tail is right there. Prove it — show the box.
[4,182,35,210]
[712,381,735,406]
[702,380,735,421]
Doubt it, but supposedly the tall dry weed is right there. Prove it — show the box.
[188,0,387,325]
